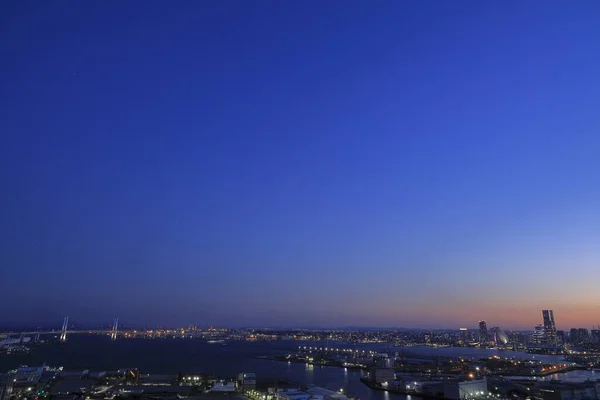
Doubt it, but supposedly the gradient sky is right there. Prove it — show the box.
[1,1,599,330]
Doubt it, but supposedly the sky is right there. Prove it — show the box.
[1,1,599,330]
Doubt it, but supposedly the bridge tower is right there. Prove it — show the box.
[60,316,69,342]
[110,317,119,340]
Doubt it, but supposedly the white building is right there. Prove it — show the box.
[443,379,488,400]
[370,368,395,384]
[306,387,351,400]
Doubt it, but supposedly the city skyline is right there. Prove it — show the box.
[4,308,600,332]
[2,2,600,328]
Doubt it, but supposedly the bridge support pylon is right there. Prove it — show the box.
[60,316,69,342]
[110,317,119,340]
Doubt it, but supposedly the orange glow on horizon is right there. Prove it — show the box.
[349,300,600,330]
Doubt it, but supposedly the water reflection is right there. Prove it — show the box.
[5,337,409,400]
[506,369,599,383]
[396,345,565,363]
[547,369,597,382]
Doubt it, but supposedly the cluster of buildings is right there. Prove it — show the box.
[467,311,556,348]
[7,310,600,354]
[361,352,600,400]
[454,310,600,352]
[528,379,600,400]
[474,321,509,346]
[0,366,358,400]
[529,310,560,347]
[524,311,600,349]
[364,354,496,400]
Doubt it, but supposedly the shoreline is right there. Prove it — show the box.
[360,377,441,399]
[256,355,368,371]
[258,354,587,379]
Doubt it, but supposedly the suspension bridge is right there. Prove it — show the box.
[1,317,120,342]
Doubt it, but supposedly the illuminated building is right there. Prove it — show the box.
[443,379,488,400]
[533,324,545,344]
[370,368,395,384]
[459,328,468,343]
[557,330,566,344]
[237,373,256,391]
[542,310,558,346]
[478,321,488,343]
[491,327,508,345]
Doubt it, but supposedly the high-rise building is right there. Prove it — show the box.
[570,328,579,344]
[479,321,489,344]
[576,328,590,343]
[542,310,557,346]
[491,327,508,345]
[459,328,468,343]
[569,328,590,345]
[556,330,566,344]
[509,332,528,345]
[533,324,545,344]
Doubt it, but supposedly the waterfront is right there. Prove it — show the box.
[3,336,597,400]
[0,336,402,400]
[392,346,566,363]
[505,369,600,382]
[1,337,569,372]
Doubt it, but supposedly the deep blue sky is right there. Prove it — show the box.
[1,1,599,330]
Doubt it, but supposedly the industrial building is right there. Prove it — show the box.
[533,380,600,400]
[369,368,395,384]
[237,372,257,391]
[443,378,488,400]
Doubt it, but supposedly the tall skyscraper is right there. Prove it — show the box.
[533,324,545,344]
[569,328,589,344]
[542,310,558,346]
[578,328,589,341]
[479,320,489,344]
[569,328,579,344]
[556,330,566,345]
[459,328,468,343]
